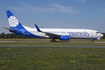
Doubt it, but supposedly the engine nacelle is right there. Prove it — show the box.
[60,35,70,40]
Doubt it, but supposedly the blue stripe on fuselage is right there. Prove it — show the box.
[10,29,46,38]
[10,25,46,38]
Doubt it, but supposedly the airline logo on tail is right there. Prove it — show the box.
[6,10,25,29]
[8,16,19,27]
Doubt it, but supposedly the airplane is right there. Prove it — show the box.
[3,10,103,42]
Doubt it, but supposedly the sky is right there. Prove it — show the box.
[0,0,105,34]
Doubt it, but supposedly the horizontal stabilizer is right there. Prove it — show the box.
[3,27,17,31]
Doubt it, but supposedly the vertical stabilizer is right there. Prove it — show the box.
[6,10,24,29]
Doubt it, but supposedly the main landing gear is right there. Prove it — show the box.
[52,38,55,42]
[92,39,94,42]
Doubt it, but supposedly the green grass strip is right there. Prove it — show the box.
[0,47,105,70]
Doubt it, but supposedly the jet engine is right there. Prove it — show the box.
[60,35,70,40]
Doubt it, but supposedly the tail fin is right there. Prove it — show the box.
[6,10,24,29]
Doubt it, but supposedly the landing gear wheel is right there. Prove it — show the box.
[52,39,55,42]
[92,39,94,42]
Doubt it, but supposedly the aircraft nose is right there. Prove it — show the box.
[100,34,103,37]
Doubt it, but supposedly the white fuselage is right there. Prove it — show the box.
[23,25,103,40]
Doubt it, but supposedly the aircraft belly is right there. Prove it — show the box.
[70,36,97,39]
[31,32,47,37]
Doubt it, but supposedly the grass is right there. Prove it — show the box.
[0,41,105,46]
[0,38,105,46]
[0,39,105,70]
[0,38,105,41]
[0,38,51,41]
[0,47,105,70]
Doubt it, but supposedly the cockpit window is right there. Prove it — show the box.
[96,32,100,34]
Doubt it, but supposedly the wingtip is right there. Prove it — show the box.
[35,24,41,32]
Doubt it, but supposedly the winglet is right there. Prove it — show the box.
[35,24,41,32]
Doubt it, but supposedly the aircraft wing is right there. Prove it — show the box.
[35,24,60,38]
[3,27,17,31]
[45,32,60,38]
